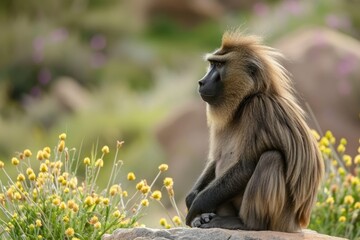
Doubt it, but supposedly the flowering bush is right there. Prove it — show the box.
[0,134,183,240]
[310,130,360,239]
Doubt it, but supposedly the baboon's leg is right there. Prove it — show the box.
[196,151,289,230]
[240,150,291,231]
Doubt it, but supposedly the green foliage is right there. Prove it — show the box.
[309,131,360,239]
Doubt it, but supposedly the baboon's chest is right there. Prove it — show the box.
[214,133,244,177]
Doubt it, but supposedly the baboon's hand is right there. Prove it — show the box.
[185,190,198,210]
[191,213,217,227]
[186,193,215,226]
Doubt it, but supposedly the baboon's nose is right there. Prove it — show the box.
[198,80,205,87]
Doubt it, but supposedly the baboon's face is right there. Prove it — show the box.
[198,49,256,106]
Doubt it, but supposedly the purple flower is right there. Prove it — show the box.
[337,54,357,77]
[325,14,351,30]
[283,0,303,16]
[253,2,269,16]
[50,28,68,43]
[38,68,52,85]
[90,34,107,50]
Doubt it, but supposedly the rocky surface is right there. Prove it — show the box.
[102,227,346,240]
[275,27,360,155]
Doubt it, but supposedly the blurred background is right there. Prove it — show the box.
[0,0,359,227]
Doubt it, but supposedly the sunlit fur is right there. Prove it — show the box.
[193,30,324,231]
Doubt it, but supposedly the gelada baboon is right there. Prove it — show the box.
[185,30,324,232]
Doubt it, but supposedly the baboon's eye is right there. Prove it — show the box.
[210,61,224,68]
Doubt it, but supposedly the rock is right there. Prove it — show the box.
[275,27,360,155]
[102,227,346,240]
[155,101,208,198]
[51,77,91,112]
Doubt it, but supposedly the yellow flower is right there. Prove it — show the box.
[17,174,25,182]
[311,130,320,141]
[63,216,69,223]
[109,185,121,196]
[83,157,91,165]
[38,235,43,239]
[354,155,360,164]
[40,163,48,173]
[37,151,44,161]
[172,216,182,225]
[351,177,360,186]
[102,198,110,205]
[323,148,331,157]
[113,210,121,218]
[95,158,104,167]
[141,185,150,194]
[158,164,168,172]
[338,167,346,176]
[339,216,346,222]
[35,219,42,227]
[24,149,32,157]
[94,196,101,204]
[102,145,110,154]
[94,222,101,229]
[43,146,51,154]
[14,192,22,200]
[84,196,94,206]
[320,137,329,147]
[72,204,79,212]
[69,177,77,188]
[164,177,174,187]
[65,227,74,237]
[159,218,167,227]
[344,195,354,205]
[58,140,65,152]
[127,172,136,181]
[52,198,61,206]
[151,190,162,200]
[337,144,346,153]
[67,200,76,209]
[340,138,347,145]
[59,133,67,140]
[29,173,36,181]
[141,199,149,207]
[26,168,34,175]
[343,155,352,167]
[42,151,50,160]
[0,160,4,168]
[122,191,128,197]
[89,216,99,225]
[72,238,80,240]
[136,181,144,190]
[331,160,338,167]
[355,202,360,209]
[165,224,171,229]
[59,202,66,210]
[11,157,19,166]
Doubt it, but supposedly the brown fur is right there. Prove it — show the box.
[187,30,324,232]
